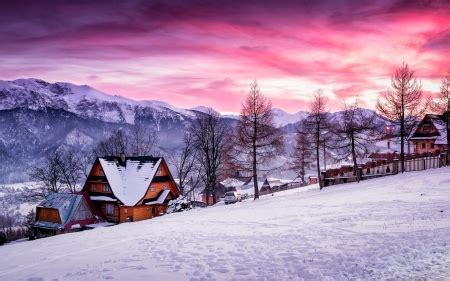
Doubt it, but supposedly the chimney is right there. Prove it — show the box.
[120,153,126,163]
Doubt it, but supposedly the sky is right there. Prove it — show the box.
[0,0,449,114]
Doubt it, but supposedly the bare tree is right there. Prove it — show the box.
[290,126,313,184]
[377,63,426,172]
[130,124,158,156]
[430,71,450,164]
[303,90,329,189]
[57,149,83,193]
[169,131,198,195]
[235,81,284,200]
[28,148,86,199]
[332,101,382,181]
[95,126,158,157]
[80,152,96,181]
[94,129,128,157]
[29,151,65,200]
[191,110,228,205]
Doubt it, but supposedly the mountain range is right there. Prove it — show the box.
[0,78,385,183]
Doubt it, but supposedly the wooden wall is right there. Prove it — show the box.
[119,205,157,223]
[36,207,61,223]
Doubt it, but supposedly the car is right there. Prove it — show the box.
[224,191,242,204]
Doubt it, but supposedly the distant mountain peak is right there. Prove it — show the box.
[190,106,219,115]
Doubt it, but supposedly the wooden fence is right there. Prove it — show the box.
[322,153,445,187]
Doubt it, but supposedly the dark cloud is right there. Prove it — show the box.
[421,30,450,51]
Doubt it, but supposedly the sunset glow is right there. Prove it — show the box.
[1,0,449,113]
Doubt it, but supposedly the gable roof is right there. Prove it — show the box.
[98,156,162,206]
[410,114,447,144]
[35,193,85,229]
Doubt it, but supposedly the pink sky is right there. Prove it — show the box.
[0,0,449,113]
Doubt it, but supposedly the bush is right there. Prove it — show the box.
[0,231,6,246]
[166,197,192,214]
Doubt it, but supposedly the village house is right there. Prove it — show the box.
[33,192,102,237]
[83,155,179,223]
[409,114,448,154]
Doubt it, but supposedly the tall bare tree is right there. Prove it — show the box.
[332,101,382,181]
[169,131,198,195]
[191,110,228,204]
[291,126,313,184]
[303,90,329,189]
[377,63,426,172]
[430,71,450,164]
[235,81,284,200]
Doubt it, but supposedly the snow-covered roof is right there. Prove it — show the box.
[98,156,162,206]
[220,178,247,188]
[90,196,117,202]
[35,193,89,229]
[431,117,447,144]
[410,114,447,145]
[146,189,170,205]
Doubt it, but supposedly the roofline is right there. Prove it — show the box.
[85,158,123,205]
[134,158,178,207]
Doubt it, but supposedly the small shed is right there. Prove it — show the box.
[33,192,102,237]
[308,176,318,185]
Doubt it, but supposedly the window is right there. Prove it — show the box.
[422,143,426,149]
[431,143,435,149]
[156,167,164,176]
[103,183,111,192]
[91,183,96,192]
[105,204,114,215]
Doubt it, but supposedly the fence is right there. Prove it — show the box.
[322,153,446,187]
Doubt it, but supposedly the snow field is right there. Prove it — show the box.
[1,168,450,280]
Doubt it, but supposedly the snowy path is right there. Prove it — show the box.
[1,168,450,280]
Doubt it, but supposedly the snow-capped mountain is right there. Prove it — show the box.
[0,78,386,183]
[271,108,309,127]
[0,78,195,125]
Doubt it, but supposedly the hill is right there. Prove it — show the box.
[1,168,449,280]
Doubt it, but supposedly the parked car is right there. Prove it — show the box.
[224,191,242,204]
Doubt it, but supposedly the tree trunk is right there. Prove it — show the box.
[253,140,259,199]
[351,134,360,182]
[400,92,405,173]
[446,109,449,165]
[316,125,323,189]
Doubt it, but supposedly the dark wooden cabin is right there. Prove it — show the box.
[33,192,101,236]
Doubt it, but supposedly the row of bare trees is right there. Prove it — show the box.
[172,81,284,201]
[29,124,159,200]
[295,63,449,189]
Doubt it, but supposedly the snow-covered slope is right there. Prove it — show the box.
[1,168,450,280]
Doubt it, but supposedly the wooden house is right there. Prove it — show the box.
[33,192,101,236]
[260,179,273,195]
[82,156,179,223]
[409,114,447,154]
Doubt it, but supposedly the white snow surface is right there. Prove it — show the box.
[98,158,161,206]
[2,168,450,280]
